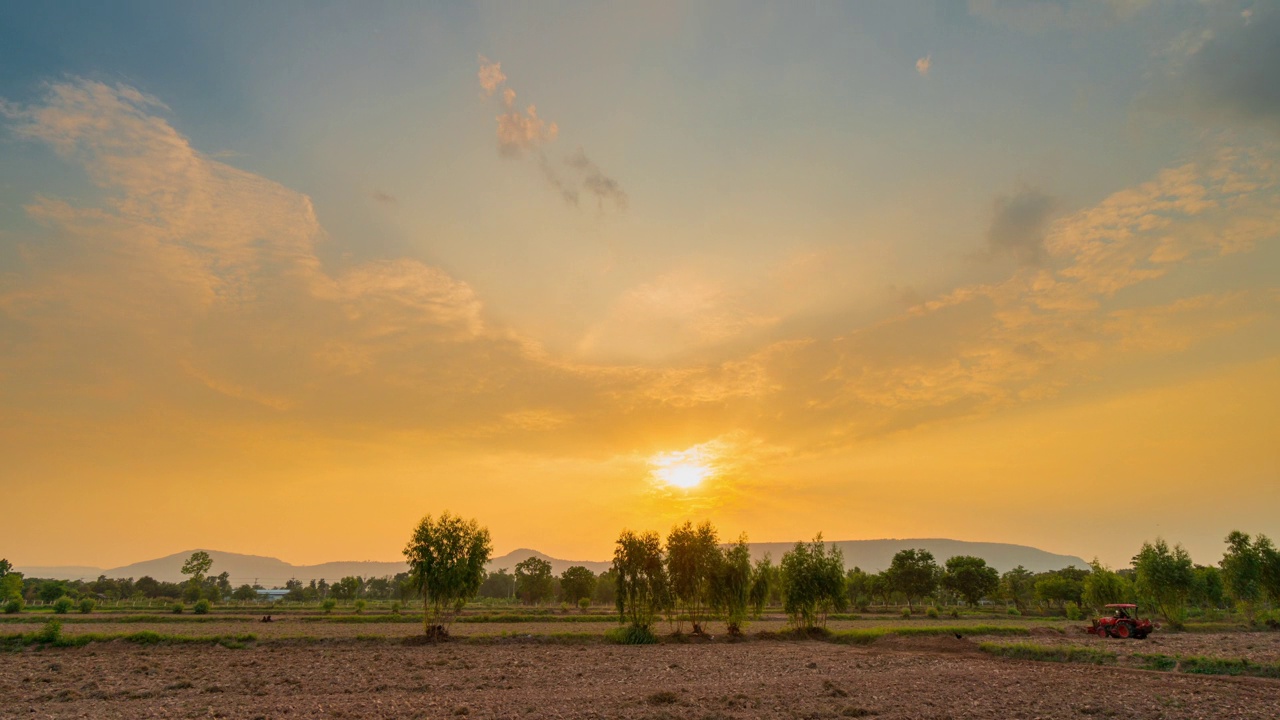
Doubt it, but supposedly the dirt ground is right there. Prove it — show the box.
[3,637,1277,720]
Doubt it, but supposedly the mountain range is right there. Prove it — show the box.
[15,539,1085,585]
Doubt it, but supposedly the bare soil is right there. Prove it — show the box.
[3,637,1277,719]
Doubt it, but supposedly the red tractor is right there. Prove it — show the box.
[1087,603,1154,639]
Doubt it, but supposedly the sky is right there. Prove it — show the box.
[1,1,1277,571]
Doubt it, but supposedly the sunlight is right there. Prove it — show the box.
[649,446,716,489]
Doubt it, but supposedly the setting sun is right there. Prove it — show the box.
[649,448,716,489]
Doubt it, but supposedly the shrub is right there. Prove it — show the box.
[1007,607,1021,616]
[322,598,337,614]
[926,606,940,619]
[171,603,184,614]
[79,599,95,614]
[949,608,961,619]
[35,619,62,645]
[1065,602,1083,621]
[354,599,367,614]
[605,624,659,645]
[4,598,24,614]
[578,597,591,613]
[780,534,847,629]
[391,601,402,615]
[900,607,912,619]
[194,599,211,615]
[53,597,74,614]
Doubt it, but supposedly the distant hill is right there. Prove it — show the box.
[16,538,1084,585]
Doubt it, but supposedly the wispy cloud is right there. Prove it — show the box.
[916,55,932,76]
[477,56,626,210]
[984,186,1056,266]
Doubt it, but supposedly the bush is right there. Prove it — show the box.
[605,624,659,645]
[900,607,912,619]
[4,598,24,614]
[1065,602,1083,621]
[53,597,74,614]
[926,606,940,619]
[322,599,337,614]
[170,603,184,614]
[194,599,211,615]
[578,597,591,613]
[354,599,367,614]
[949,608,961,619]
[79,599,95,614]
[391,601,402,615]
[1007,607,1021,616]
[35,619,62,645]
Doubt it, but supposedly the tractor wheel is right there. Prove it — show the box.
[1096,625,1110,638]
[1114,622,1132,639]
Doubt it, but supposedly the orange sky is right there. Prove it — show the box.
[2,6,1279,571]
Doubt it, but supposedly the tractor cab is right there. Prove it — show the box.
[1087,603,1154,639]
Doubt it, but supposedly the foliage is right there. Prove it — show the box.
[1082,560,1130,612]
[749,556,775,614]
[1033,566,1086,613]
[322,598,337,614]
[593,568,618,606]
[0,572,22,603]
[332,576,364,601]
[170,603,183,614]
[391,601,403,614]
[613,529,669,630]
[353,599,367,614]
[604,624,658,645]
[666,520,721,633]
[232,584,258,601]
[844,567,872,610]
[941,555,999,607]
[1133,538,1194,629]
[1000,566,1035,612]
[5,598,25,614]
[780,534,847,630]
[709,535,754,635]
[925,606,939,618]
[478,568,516,599]
[978,641,1116,665]
[559,566,597,605]
[77,598,95,614]
[403,511,493,635]
[39,580,68,603]
[514,557,554,605]
[181,551,214,584]
[0,559,10,577]
[53,597,74,614]
[1220,531,1277,622]
[193,599,211,614]
[577,597,591,612]
[1189,565,1224,610]
[884,548,939,610]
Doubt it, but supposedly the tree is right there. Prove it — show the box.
[941,556,999,607]
[0,559,11,577]
[845,567,873,610]
[39,580,68,603]
[666,520,720,634]
[884,549,939,610]
[1000,566,1035,612]
[403,511,492,638]
[1133,538,1194,629]
[515,557,554,605]
[181,551,213,584]
[232,585,258,601]
[709,535,754,635]
[593,568,618,607]
[332,576,363,601]
[0,571,22,603]
[479,569,516,599]
[613,529,669,630]
[1221,531,1266,621]
[750,556,776,613]
[1189,565,1224,610]
[1082,560,1129,612]
[559,566,597,605]
[780,534,847,630]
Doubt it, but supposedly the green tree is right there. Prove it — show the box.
[181,551,213,584]
[39,581,68,603]
[0,559,11,577]
[1189,565,1224,610]
[709,535,754,635]
[1000,566,1035,612]
[1082,560,1129,612]
[941,556,999,607]
[332,576,363,601]
[515,557,554,605]
[1,572,24,603]
[884,549,939,610]
[231,585,258,601]
[665,520,720,634]
[559,566,597,605]
[478,568,516,599]
[613,529,669,630]
[1220,531,1268,621]
[593,568,618,606]
[845,567,872,610]
[403,511,492,638]
[1133,538,1194,629]
[780,534,847,630]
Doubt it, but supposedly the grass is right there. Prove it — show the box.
[1177,655,1280,679]
[833,625,1036,645]
[978,642,1117,665]
[0,620,257,651]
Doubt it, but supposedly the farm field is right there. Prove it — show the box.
[3,614,1278,719]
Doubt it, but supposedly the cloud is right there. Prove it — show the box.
[371,190,397,205]
[968,0,1150,32]
[916,55,932,76]
[985,186,1056,266]
[477,55,507,96]
[1179,5,1280,133]
[477,57,626,210]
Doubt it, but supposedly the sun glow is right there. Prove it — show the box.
[649,446,716,489]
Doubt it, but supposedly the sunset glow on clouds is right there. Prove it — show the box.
[1,3,1277,569]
